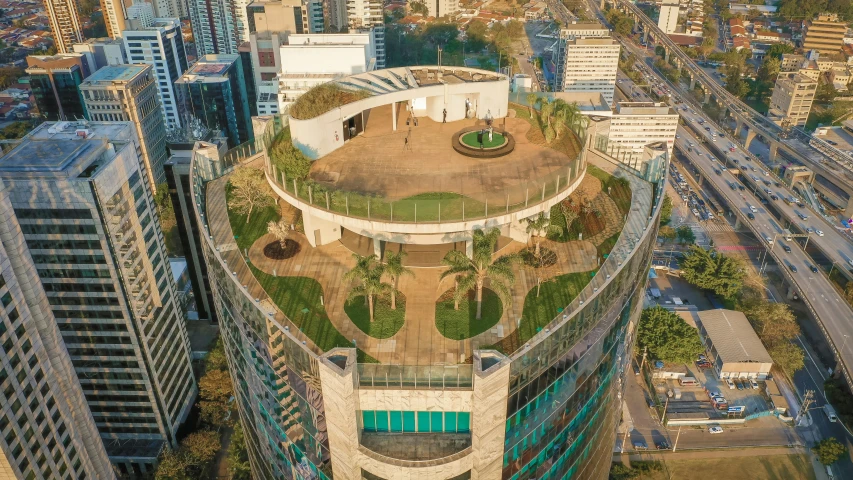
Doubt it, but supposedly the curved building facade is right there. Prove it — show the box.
[190,66,665,480]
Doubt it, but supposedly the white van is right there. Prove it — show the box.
[763,234,774,246]
[679,377,699,386]
[747,203,757,213]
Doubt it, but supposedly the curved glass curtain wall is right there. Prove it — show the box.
[190,114,664,480]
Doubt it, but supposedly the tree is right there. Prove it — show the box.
[655,45,666,58]
[523,212,559,256]
[766,43,794,60]
[267,219,290,247]
[676,225,695,244]
[680,246,745,300]
[153,182,174,223]
[467,19,488,39]
[637,306,704,363]
[660,194,673,225]
[725,65,750,99]
[845,281,853,305]
[344,254,391,321]
[813,438,848,465]
[506,19,524,38]
[155,449,191,479]
[659,225,676,243]
[228,423,252,480]
[441,228,518,319]
[410,0,428,15]
[228,167,274,223]
[757,57,780,84]
[768,342,804,376]
[816,81,839,102]
[741,299,800,347]
[205,337,228,371]
[182,430,221,466]
[198,369,234,426]
[383,250,412,310]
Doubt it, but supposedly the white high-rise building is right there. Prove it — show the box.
[658,0,679,34]
[589,101,679,170]
[326,0,385,67]
[123,18,189,130]
[0,120,197,475]
[555,30,620,106]
[126,0,156,28]
[277,32,377,112]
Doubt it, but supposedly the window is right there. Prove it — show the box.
[363,411,470,434]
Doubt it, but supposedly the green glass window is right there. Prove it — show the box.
[430,412,443,433]
[362,411,376,432]
[445,412,458,432]
[403,411,416,432]
[375,411,389,431]
[458,412,471,433]
[389,411,403,432]
[417,411,430,432]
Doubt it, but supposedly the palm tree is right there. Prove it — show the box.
[523,212,560,257]
[441,228,519,320]
[343,254,391,322]
[383,251,413,310]
[526,92,537,116]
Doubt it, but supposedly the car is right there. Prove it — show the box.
[708,391,721,399]
[692,208,700,217]
[789,263,798,273]
[770,194,778,201]
[816,229,824,236]
[708,213,715,220]
[705,127,711,131]
[782,244,792,253]
[797,212,808,220]
[806,227,815,234]
[736,379,745,390]
[747,212,755,220]
[718,132,725,137]
[763,180,771,186]
[774,182,782,187]
[810,264,819,273]
[656,441,670,450]
[633,441,648,450]
[714,169,722,175]
[726,379,736,389]
[738,185,745,191]
[751,380,759,389]
[797,202,805,208]
[709,426,724,434]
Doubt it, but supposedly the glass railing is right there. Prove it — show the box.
[357,363,474,389]
[266,158,582,224]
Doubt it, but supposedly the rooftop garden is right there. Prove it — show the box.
[288,83,372,120]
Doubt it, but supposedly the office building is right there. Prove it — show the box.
[26,54,92,121]
[123,18,189,130]
[80,65,168,190]
[803,13,847,55]
[657,0,679,34]
[592,101,679,171]
[163,131,227,323]
[277,32,378,112]
[176,54,253,147]
[0,120,197,475]
[44,0,85,53]
[554,23,619,106]
[0,204,115,479]
[193,66,663,479]
[768,73,817,127]
[73,38,128,70]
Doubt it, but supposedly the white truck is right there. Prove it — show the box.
[825,404,838,423]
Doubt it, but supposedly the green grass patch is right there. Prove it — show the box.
[516,272,595,344]
[226,184,281,252]
[435,289,503,340]
[460,130,506,148]
[344,293,406,339]
[250,269,376,362]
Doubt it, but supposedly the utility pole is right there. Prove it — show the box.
[640,346,648,373]
[661,395,669,424]
[671,425,682,452]
[796,389,815,426]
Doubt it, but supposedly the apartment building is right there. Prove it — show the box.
[803,13,847,54]
[79,65,168,191]
[44,0,85,53]
[0,121,197,475]
[593,101,679,171]
[768,73,817,127]
[73,38,128,71]
[187,0,242,55]
[553,22,618,105]
[122,18,189,130]
[326,0,385,67]
[657,0,679,34]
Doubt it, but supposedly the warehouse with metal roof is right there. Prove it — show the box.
[697,309,774,380]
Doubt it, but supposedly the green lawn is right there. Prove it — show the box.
[250,269,376,362]
[631,454,815,480]
[226,184,281,252]
[435,289,503,340]
[344,293,406,339]
[461,130,506,148]
[516,272,595,344]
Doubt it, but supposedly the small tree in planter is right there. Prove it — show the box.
[267,219,290,248]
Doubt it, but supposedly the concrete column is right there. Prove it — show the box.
[734,216,742,230]
[466,239,473,259]
[735,118,744,139]
[664,48,670,63]
[318,349,360,480]
[744,129,757,149]
[373,237,382,258]
[392,101,397,131]
[471,351,511,479]
[643,29,650,44]
[689,75,696,90]
[768,142,779,164]
[703,90,711,104]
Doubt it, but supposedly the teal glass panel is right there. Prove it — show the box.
[362,411,376,432]
[445,412,457,433]
[403,411,416,432]
[389,411,403,432]
[458,412,471,432]
[417,411,430,432]
[430,412,443,432]
[375,410,389,432]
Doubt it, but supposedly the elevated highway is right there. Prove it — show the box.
[607,0,853,216]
